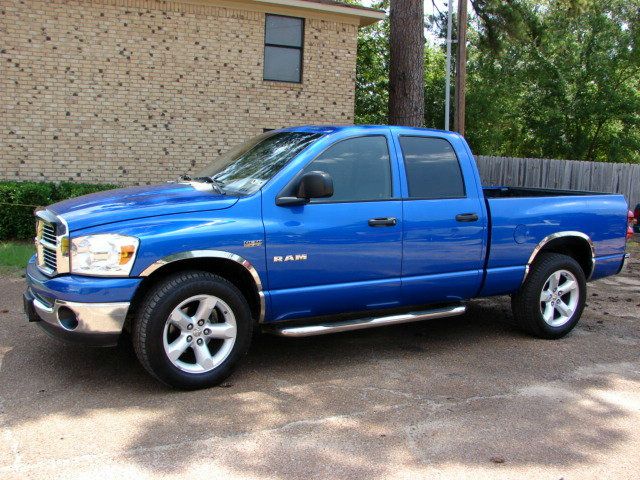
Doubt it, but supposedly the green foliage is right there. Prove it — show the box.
[0,181,117,241]
[354,0,639,163]
[467,0,543,52]
[56,182,114,200]
[423,45,447,130]
[466,0,640,162]
[354,0,390,124]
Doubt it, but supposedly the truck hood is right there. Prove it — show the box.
[49,183,239,231]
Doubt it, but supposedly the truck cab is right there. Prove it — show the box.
[24,126,631,389]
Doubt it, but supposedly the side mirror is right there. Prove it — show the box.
[276,171,334,206]
[297,171,333,199]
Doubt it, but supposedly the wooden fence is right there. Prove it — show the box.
[476,155,640,208]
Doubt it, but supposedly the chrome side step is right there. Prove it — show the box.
[269,305,466,338]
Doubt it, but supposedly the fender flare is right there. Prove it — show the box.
[139,250,265,322]
[523,231,595,283]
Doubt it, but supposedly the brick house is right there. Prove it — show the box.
[0,0,383,185]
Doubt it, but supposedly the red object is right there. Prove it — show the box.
[627,210,635,240]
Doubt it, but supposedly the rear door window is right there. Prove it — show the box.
[399,137,465,199]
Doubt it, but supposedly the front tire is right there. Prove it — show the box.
[133,271,253,389]
[512,253,587,339]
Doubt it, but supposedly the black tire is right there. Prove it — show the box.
[132,271,253,389]
[511,253,587,339]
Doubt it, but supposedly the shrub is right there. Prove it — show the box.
[0,181,118,241]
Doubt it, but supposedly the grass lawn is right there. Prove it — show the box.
[0,242,34,272]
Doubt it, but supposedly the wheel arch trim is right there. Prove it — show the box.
[523,231,595,284]
[138,250,265,323]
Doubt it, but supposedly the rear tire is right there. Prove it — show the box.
[512,253,587,339]
[133,271,253,389]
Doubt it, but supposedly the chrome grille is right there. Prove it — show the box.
[41,241,57,270]
[35,210,69,276]
[42,222,57,246]
[36,219,58,272]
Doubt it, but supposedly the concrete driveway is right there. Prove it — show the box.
[1,247,639,479]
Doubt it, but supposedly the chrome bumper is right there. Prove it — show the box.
[24,289,129,347]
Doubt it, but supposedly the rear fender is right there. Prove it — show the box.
[523,231,595,283]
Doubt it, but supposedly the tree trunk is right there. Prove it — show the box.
[454,0,468,135]
[389,0,425,127]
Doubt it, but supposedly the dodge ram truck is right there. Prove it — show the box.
[23,126,634,389]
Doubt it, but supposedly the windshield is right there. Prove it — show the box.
[195,131,323,195]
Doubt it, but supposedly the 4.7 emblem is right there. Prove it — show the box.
[273,254,307,262]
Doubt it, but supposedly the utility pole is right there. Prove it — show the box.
[444,0,454,131]
[454,0,467,136]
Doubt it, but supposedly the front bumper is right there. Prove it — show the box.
[24,257,140,347]
[24,289,130,346]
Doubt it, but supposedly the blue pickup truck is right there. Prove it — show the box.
[24,126,634,389]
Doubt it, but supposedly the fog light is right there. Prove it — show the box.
[57,306,79,331]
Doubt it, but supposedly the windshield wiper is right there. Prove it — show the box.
[196,176,226,194]
[207,177,227,194]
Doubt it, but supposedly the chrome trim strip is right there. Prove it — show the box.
[269,305,466,337]
[37,238,57,250]
[522,231,596,284]
[139,250,266,323]
[32,297,130,335]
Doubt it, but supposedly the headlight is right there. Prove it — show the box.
[70,234,139,276]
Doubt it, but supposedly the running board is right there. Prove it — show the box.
[268,305,466,338]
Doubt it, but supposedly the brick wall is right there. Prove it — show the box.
[0,0,358,185]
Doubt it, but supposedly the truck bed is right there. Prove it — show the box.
[480,188,628,298]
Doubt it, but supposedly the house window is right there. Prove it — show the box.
[264,14,303,83]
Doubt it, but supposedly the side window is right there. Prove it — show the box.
[263,14,303,83]
[399,137,466,199]
[303,136,392,202]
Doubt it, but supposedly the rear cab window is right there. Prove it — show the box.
[398,136,466,199]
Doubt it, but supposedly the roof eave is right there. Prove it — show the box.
[253,0,385,26]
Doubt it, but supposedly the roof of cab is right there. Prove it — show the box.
[280,125,463,139]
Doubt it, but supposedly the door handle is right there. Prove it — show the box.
[455,213,479,222]
[368,217,397,227]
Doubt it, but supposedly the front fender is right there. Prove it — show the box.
[71,196,267,287]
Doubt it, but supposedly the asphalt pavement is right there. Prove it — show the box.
[1,244,638,479]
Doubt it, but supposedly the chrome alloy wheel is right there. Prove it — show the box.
[162,294,237,373]
[539,269,580,327]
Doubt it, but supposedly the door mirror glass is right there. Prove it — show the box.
[276,170,334,206]
[297,171,333,199]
